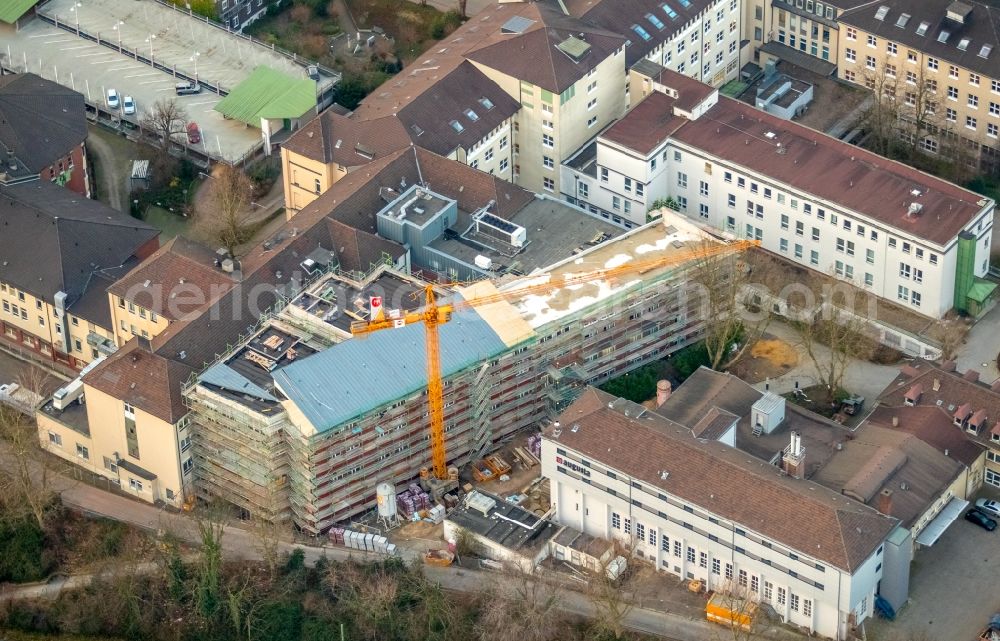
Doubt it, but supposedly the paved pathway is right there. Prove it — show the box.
[751,320,900,404]
[955,301,1000,381]
[85,129,126,212]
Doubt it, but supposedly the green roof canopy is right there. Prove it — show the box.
[0,0,37,23]
[214,66,317,127]
[967,278,997,304]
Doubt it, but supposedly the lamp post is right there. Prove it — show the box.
[190,51,200,83]
[145,34,156,62]
[113,20,124,52]
[69,2,81,33]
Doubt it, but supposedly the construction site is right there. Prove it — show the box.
[184,207,752,535]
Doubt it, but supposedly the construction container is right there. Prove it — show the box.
[424,549,454,567]
[484,454,511,476]
[386,543,397,556]
[705,593,758,632]
[364,533,375,552]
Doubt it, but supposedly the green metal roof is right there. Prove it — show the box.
[214,66,316,126]
[967,278,997,304]
[0,0,37,23]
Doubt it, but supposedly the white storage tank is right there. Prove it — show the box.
[474,254,493,270]
[376,482,397,519]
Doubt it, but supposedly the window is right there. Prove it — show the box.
[846,27,856,40]
[970,94,980,108]
[898,285,910,302]
[968,115,979,130]
[737,177,745,188]
[971,72,981,86]
[686,546,696,563]
[542,133,554,148]
[48,431,62,446]
[763,581,773,602]
[794,243,803,259]
[677,172,688,188]
[699,180,708,196]
[724,563,733,580]
[781,214,789,230]
[180,435,192,452]
[779,238,789,253]
[577,182,588,199]
[948,85,959,100]
[887,41,897,55]
[911,291,921,307]
[129,478,143,492]
[810,250,819,266]
[103,456,118,472]
[649,529,656,546]
[803,599,812,617]
[542,177,554,192]
[728,194,736,207]
[791,593,800,612]
[673,540,682,558]
[947,108,957,122]
[812,227,820,241]
[724,171,732,183]
[587,97,597,110]
[623,517,631,534]
[543,156,554,169]
[845,48,856,63]
[928,57,939,71]
[612,512,621,529]
[600,167,609,182]
[613,196,621,211]
[750,575,759,593]
[712,558,721,575]
[738,569,748,587]
[795,221,804,236]
[699,203,709,218]
[777,587,787,606]
[989,123,999,138]
[182,458,194,475]
[866,55,876,70]
[76,444,89,460]
[699,551,708,568]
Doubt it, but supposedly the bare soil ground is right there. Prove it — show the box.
[730,337,799,383]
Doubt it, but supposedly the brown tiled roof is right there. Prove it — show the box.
[839,0,1000,81]
[396,61,520,156]
[656,68,719,112]
[601,90,687,155]
[325,218,406,273]
[282,110,410,167]
[669,96,988,246]
[108,237,236,321]
[654,366,763,428]
[877,360,1000,458]
[812,425,964,528]
[867,405,985,466]
[415,147,534,220]
[466,2,626,94]
[84,339,194,424]
[552,387,896,572]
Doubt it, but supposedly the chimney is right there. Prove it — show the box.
[964,369,981,383]
[877,488,894,516]
[656,380,672,407]
[892,415,900,427]
[782,431,806,479]
[942,360,957,372]
[933,378,941,392]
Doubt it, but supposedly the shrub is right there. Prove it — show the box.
[670,342,712,381]
[0,515,54,582]
[599,363,661,404]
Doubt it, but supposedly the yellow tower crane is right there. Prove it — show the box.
[351,238,758,481]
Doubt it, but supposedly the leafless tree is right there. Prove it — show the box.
[708,580,764,641]
[213,164,255,258]
[588,537,639,640]
[250,476,290,577]
[0,367,63,529]
[457,0,467,18]
[896,65,942,159]
[140,98,189,151]
[474,562,564,641]
[689,242,776,370]
[928,318,968,362]
[792,278,876,404]
[193,501,228,619]
[860,61,902,158]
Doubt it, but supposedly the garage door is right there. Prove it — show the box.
[915,497,969,547]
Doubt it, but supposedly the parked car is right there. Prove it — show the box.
[186,122,201,144]
[122,95,136,116]
[965,508,998,531]
[175,81,201,96]
[106,88,119,109]
[975,498,1000,519]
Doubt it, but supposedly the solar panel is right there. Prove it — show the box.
[557,36,591,60]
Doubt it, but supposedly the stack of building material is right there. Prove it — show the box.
[427,504,446,524]
[329,527,346,545]
[397,486,432,519]
[527,434,542,458]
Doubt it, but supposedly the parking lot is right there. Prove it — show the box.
[38,0,336,95]
[892,490,1000,641]
[0,20,262,161]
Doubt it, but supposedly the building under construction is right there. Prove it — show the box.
[184,202,727,534]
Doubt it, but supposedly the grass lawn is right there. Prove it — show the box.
[141,206,193,240]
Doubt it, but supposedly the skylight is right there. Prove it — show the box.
[980,44,993,58]
[632,24,652,41]
[677,0,690,7]
[464,108,479,121]
[478,97,494,110]
[449,120,464,133]
[937,30,950,43]
[895,13,910,28]
[916,21,930,36]
[874,5,889,20]
[646,12,665,30]
[958,37,970,51]
[661,2,678,20]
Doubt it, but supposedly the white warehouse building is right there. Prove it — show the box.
[541,387,906,640]
[563,66,995,319]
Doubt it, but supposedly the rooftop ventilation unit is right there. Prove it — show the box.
[946,0,973,24]
[908,202,923,216]
[466,491,497,517]
[475,211,527,247]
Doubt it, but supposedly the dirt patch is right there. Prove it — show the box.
[729,337,799,383]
